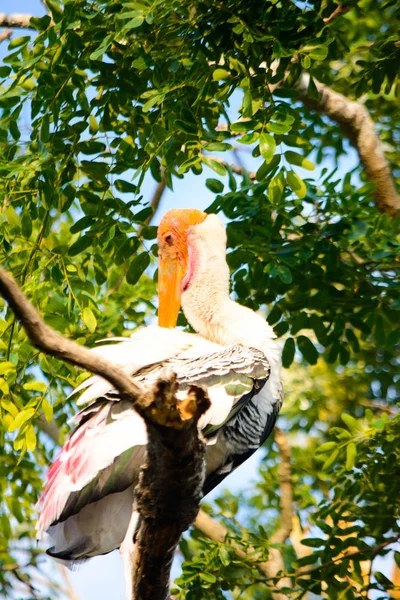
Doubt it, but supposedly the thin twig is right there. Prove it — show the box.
[323,5,352,24]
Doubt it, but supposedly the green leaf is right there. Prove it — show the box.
[89,35,113,61]
[115,179,137,194]
[308,46,328,61]
[89,115,99,135]
[213,69,230,81]
[277,265,292,284]
[204,142,232,152]
[40,115,50,143]
[23,381,47,393]
[268,172,285,203]
[42,398,54,423]
[301,538,324,548]
[68,235,93,256]
[317,441,338,453]
[21,213,32,238]
[70,216,95,234]
[266,121,291,135]
[202,156,227,176]
[230,120,257,132]
[26,425,37,452]
[206,178,224,193]
[199,572,217,583]
[126,252,150,285]
[0,378,10,395]
[374,572,393,588]
[237,132,259,144]
[9,36,31,50]
[82,307,97,333]
[0,362,15,375]
[259,133,276,163]
[282,337,295,368]
[123,15,145,29]
[342,413,360,434]
[287,171,307,199]
[8,408,36,433]
[0,66,11,78]
[346,442,357,470]
[322,448,339,471]
[143,94,163,112]
[175,119,197,134]
[285,151,315,171]
[297,335,318,365]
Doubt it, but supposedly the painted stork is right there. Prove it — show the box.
[36,209,283,571]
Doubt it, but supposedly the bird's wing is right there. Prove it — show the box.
[71,325,221,406]
[37,340,271,535]
[36,398,147,534]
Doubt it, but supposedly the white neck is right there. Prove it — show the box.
[181,215,277,352]
[180,214,282,402]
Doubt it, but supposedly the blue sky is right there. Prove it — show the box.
[0,2,378,599]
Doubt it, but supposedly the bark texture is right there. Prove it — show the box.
[0,14,35,29]
[133,385,209,600]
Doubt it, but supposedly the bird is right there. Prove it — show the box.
[36,208,283,573]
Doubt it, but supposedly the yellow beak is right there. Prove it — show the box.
[158,256,185,328]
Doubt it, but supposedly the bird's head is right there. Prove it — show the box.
[157,209,208,328]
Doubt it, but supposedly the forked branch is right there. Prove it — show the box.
[0,265,210,600]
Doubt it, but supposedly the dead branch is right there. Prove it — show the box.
[296,74,400,217]
[0,265,210,600]
[0,14,36,29]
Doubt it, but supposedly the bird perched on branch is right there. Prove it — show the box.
[36,209,283,566]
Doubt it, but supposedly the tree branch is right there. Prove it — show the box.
[296,74,400,217]
[36,414,62,445]
[132,385,209,599]
[194,429,293,599]
[0,265,210,600]
[194,509,272,577]
[0,266,150,405]
[0,28,12,43]
[270,429,293,545]
[323,5,352,24]
[0,14,36,29]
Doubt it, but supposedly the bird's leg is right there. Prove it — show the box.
[120,509,139,600]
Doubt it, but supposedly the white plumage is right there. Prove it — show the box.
[36,209,283,567]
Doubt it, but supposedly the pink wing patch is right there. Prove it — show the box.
[36,401,147,534]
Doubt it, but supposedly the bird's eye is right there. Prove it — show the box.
[164,234,174,245]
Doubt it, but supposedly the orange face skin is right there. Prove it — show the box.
[157,209,207,328]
